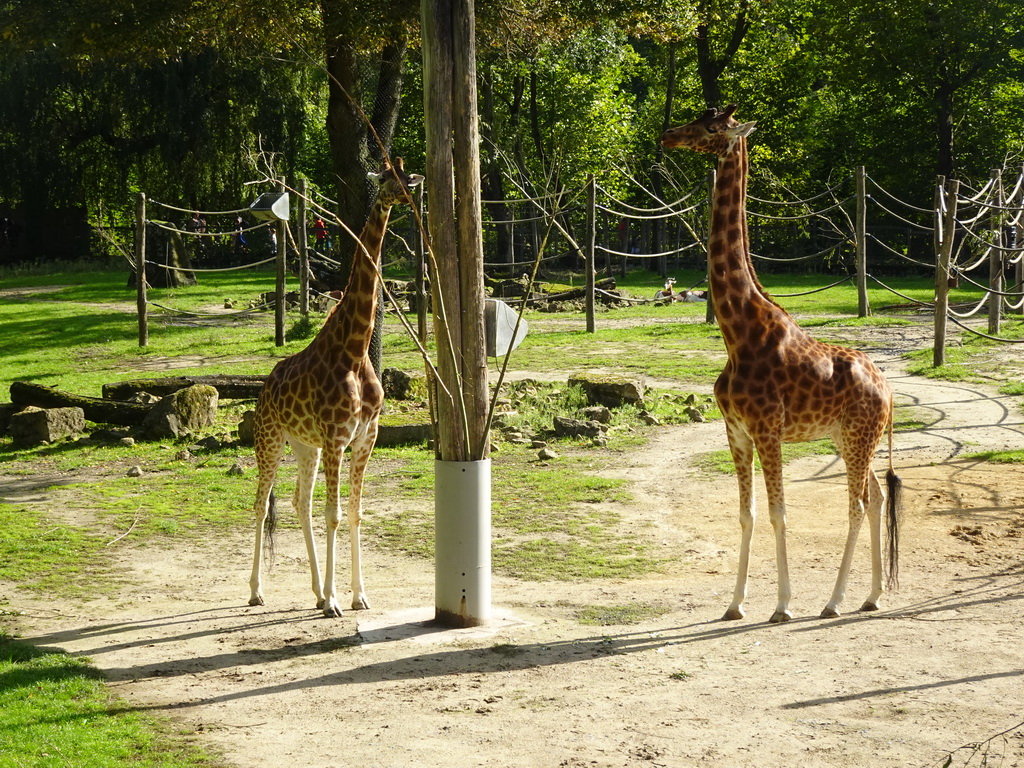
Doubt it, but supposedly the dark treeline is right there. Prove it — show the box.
[0,0,1021,269]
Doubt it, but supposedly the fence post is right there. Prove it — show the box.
[1015,165,1024,317]
[705,167,716,325]
[586,174,596,334]
[415,184,428,345]
[933,176,959,367]
[275,177,287,347]
[298,177,309,319]
[856,165,870,317]
[988,168,1003,336]
[135,192,148,348]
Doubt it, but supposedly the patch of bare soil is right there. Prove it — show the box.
[4,319,1024,768]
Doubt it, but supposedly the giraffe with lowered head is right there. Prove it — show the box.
[661,106,902,623]
[248,158,424,617]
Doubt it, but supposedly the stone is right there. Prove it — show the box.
[553,416,603,438]
[538,447,558,460]
[9,406,85,446]
[0,402,20,435]
[140,385,219,440]
[126,465,143,477]
[227,460,246,476]
[685,406,706,423]
[568,373,646,409]
[640,411,661,426]
[583,405,613,424]
[237,410,256,445]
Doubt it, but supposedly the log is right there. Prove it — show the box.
[11,381,152,427]
[102,375,266,400]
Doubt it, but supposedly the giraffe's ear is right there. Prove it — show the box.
[406,173,425,188]
[734,121,756,137]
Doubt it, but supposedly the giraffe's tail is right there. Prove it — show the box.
[884,396,903,591]
[264,490,278,570]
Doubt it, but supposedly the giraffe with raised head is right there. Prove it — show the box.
[661,106,902,623]
[248,158,424,618]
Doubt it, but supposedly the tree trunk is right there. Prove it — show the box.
[11,382,152,427]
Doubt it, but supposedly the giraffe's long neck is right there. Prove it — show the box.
[708,138,789,351]
[326,198,391,363]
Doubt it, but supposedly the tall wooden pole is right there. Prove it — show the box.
[135,192,148,348]
[705,168,716,325]
[423,0,491,628]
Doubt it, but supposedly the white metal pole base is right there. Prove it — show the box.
[434,459,492,627]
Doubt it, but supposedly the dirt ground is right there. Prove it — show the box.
[3,320,1024,768]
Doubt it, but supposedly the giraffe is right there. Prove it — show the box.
[661,105,902,623]
[248,158,424,618]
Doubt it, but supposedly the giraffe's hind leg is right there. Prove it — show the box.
[249,430,285,607]
[291,441,326,609]
[820,450,876,618]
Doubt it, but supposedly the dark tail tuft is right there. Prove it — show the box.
[885,469,903,591]
[265,490,277,570]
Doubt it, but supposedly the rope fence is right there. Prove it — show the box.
[132,161,1024,367]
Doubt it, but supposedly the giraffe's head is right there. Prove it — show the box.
[660,104,756,156]
[367,157,425,207]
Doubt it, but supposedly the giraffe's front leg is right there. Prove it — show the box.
[347,435,376,611]
[291,442,326,609]
[724,425,755,621]
[320,447,345,618]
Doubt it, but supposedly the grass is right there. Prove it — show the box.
[574,602,670,626]
[0,631,222,768]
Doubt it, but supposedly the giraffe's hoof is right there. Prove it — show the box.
[248,595,265,607]
[722,607,745,621]
[820,606,840,619]
[352,595,370,611]
[768,610,792,624]
[860,600,880,612]
[322,599,344,618]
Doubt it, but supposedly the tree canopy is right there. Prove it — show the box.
[0,0,1021,261]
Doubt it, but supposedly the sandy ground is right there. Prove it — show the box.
[3,323,1024,768]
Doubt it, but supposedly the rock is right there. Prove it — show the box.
[381,368,426,401]
[126,465,143,477]
[175,449,192,461]
[685,406,706,423]
[640,411,661,426]
[538,447,558,460]
[583,405,612,424]
[9,406,85,446]
[553,416,603,438]
[237,410,256,445]
[119,437,136,447]
[227,460,246,476]
[140,385,219,440]
[0,402,21,435]
[568,373,646,409]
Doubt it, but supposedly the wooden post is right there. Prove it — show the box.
[933,177,959,367]
[855,165,870,317]
[135,192,148,348]
[298,176,310,319]
[988,169,1002,336]
[585,173,596,334]
[275,177,287,347]
[705,168,716,325]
